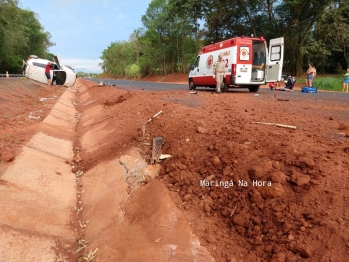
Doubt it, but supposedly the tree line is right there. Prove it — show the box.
[100,0,349,77]
[0,0,53,73]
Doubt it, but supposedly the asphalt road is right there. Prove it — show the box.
[86,77,187,91]
[86,77,349,104]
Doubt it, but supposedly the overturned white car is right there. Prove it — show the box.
[23,55,76,86]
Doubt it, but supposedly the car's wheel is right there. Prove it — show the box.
[222,80,229,93]
[189,79,196,90]
[248,85,259,92]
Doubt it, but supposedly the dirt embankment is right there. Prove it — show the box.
[1,76,349,261]
[79,78,349,261]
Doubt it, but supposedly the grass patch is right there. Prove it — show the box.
[1,134,13,146]
[4,134,12,141]
[297,75,343,91]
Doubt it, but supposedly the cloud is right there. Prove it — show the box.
[62,58,103,72]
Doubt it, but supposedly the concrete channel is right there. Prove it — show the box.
[0,80,215,261]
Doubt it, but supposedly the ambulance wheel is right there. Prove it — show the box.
[222,81,229,93]
[248,85,259,92]
[189,80,196,90]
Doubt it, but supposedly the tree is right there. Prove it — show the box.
[100,0,347,76]
[277,0,332,75]
[0,0,53,73]
[314,0,349,70]
[100,41,138,76]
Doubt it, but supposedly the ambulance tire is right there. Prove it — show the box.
[248,85,259,92]
[222,81,229,93]
[189,80,196,90]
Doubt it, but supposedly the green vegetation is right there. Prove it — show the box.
[314,76,344,91]
[1,0,348,77]
[100,0,349,78]
[1,133,13,146]
[76,72,100,78]
[0,0,53,73]
[125,64,141,78]
[297,75,344,91]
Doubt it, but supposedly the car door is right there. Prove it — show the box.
[189,56,201,84]
[266,37,284,82]
[53,55,62,69]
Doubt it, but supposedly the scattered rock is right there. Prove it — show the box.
[269,171,287,185]
[177,163,187,170]
[143,164,162,182]
[288,243,312,258]
[206,235,216,243]
[197,126,208,134]
[260,183,284,199]
[338,123,349,130]
[272,161,281,169]
[183,194,192,201]
[248,160,273,180]
[298,157,315,168]
[203,204,211,213]
[0,151,14,162]
[212,156,221,166]
[74,153,82,163]
[252,217,261,226]
[235,225,246,235]
[209,191,218,199]
[250,190,263,203]
[291,172,311,186]
[329,116,334,120]
[233,213,250,227]
[246,252,259,261]
[273,204,287,212]
[223,166,232,175]
[254,236,263,245]
[270,253,286,262]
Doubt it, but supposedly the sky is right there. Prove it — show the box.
[19,0,152,73]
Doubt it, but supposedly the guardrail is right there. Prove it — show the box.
[0,74,25,78]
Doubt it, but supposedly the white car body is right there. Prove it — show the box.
[23,55,76,86]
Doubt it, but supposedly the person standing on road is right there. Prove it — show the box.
[343,68,349,92]
[213,54,226,93]
[45,62,52,86]
[306,63,315,87]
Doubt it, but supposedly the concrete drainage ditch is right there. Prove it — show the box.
[0,80,215,262]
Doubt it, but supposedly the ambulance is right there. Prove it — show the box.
[188,36,284,92]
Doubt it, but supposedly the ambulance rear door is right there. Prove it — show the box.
[234,40,253,84]
[266,37,284,82]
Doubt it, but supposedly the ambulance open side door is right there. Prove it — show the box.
[266,37,284,82]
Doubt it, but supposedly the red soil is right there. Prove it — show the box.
[1,75,349,261]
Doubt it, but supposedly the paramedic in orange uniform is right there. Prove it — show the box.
[213,54,226,93]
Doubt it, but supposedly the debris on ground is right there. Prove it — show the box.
[252,121,296,129]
